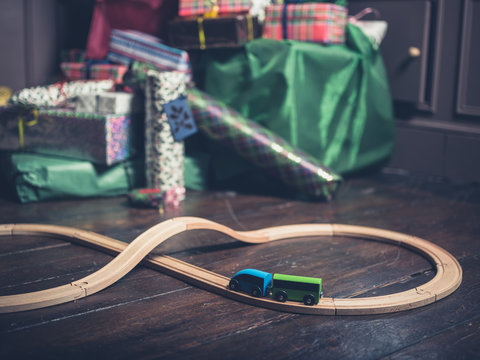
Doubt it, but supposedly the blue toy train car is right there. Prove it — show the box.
[228,269,272,297]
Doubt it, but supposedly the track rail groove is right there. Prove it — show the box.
[0,217,462,315]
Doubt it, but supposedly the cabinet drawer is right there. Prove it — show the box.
[349,0,432,104]
[457,0,480,116]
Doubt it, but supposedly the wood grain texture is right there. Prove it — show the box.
[0,172,478,359]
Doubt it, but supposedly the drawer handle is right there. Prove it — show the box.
[408,46,421,58]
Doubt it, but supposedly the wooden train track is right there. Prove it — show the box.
[0,217,462,315]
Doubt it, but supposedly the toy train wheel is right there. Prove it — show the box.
[229,279,239,290]
[303,294,315,306]
[275,291,288,302]
[251,286,262,297]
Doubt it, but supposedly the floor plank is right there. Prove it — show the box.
[0,172,478,359]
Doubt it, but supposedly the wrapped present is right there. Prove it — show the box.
[0,151,142,203]
[144,70,189,195]
[8,80,114,108]
[60,62,128,84]
[108,29,190,74]
[263,2,347,43]
[179,0,252,17]
[187,88,342,200]
[168,14,262,50]
[0,106,133,165]
[74,92,142,115]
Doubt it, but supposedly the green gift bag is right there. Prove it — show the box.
[195,23,394,175]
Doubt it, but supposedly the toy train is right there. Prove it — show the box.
[229,269,323,306]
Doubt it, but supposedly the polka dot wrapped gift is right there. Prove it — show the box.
[144,70,189,196]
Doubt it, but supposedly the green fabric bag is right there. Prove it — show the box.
[0,151,143,203]
[195,23,394,176]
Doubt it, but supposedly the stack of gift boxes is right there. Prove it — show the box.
[0,0,350,204]
[0,29,192,204]
[169,0,347,49]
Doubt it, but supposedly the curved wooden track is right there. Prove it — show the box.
[0,217,462,315]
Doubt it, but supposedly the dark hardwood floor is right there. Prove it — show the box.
[0,170,479,359]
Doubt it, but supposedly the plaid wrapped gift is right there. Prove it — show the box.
[60,63,128,84]
[263,2,347,43]
[179,0,251,17]
[0,106,133,165]
[108,29,190,75]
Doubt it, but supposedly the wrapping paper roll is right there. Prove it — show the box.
[144,70,188,196]
[187,88,342,200]
[8,80,114,108]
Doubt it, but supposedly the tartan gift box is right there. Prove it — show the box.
[168,14,261,50]
[179,0,252,17]
[108,29,191,75]
[60,62,128,84]
[263,2,347,43]
[0,106,133,165]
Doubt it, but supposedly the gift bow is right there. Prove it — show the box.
[18,108,38,148]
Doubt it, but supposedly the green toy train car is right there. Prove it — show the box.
[229,269,323,306]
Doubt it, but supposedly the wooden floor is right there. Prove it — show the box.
[0,171,479,359]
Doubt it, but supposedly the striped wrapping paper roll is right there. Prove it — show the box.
[144,70,189,195]
[108,30,190,75]
[187,88,342,200]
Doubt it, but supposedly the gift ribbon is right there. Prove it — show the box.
[349,7,381,22]
[282,2,288,40]
[197,17,207,49]
[48,81,68,106]
[247,15,254,41]
[204,0,219,18]
[18,108,38,148]
[85,59,110,79]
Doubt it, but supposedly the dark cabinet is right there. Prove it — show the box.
[351,1,433,104]
[457,0,480,116]
[350,0,480,182]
